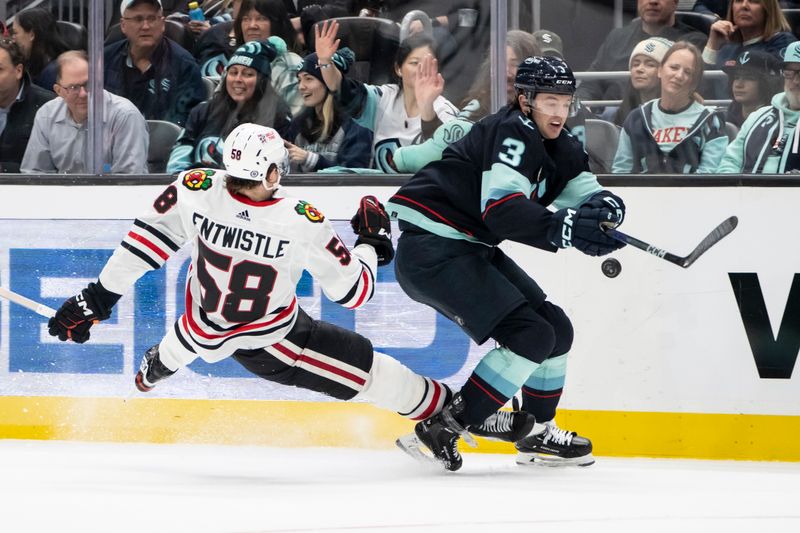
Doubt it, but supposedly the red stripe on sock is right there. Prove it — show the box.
[468,376,507,406]
[412,380,442,421]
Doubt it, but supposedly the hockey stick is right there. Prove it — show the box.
[0,286,57,318]
[602,216,738,269]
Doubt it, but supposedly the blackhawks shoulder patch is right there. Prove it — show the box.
[294,200,325,223]
[182,169,215,191]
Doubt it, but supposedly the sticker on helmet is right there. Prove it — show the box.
[182,169,215,191]
[294,200,325,223]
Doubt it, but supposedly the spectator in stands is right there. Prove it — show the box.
[317,20,459,168]
[166,40,291,173]
[703,0,795,69]
[532,29,563,59]
[460,30,539,121]
[612,41,728,173]
[717,41,800,172]
[197,0,303,114]
[384,1,493,105]
[193,0,242,69]
[369,32,540,174]
[722,49,783,126]
[613,37,674,126]
[21,51,148,174]
[284,49,372,172]
[12,8,71,92]
[576,0,707,105]
[0,39,55,173]
[105,0,205,126]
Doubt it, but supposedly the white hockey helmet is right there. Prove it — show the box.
[223,123,289,189]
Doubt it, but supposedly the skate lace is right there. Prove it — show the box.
[543,422,574,446]
[476,411,514,433]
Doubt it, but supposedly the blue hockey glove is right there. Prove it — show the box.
[581,191,625,228]
[548,205,625,256]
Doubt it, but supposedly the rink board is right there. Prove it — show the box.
[0,182,798,460]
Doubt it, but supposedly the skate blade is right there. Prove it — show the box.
[395,433,449,471]
[515,452,595,468]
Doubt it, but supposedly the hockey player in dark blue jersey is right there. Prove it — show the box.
[389,56,626,471]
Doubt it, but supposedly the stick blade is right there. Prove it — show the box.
[681,216,739,268]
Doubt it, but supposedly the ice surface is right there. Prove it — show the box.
[1,440,798,533]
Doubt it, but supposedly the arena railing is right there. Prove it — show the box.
[2,174,800,187]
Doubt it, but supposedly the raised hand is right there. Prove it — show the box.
[707,20,737,50]
[414,54,444,120]
[315,19,341,62]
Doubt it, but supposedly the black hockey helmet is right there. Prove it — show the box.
[515,55,576,95]
[514,56,579,116]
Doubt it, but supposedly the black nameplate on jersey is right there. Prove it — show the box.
[192,213,289,258]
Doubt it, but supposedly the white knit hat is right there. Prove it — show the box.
[629,37,674,69]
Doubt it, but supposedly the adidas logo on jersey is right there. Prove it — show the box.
[236,210,251,221]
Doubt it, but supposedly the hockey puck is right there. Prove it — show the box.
[601,258,621,278]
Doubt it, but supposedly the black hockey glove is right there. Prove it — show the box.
[48,282,120,343]
[548,205,625,257]
[581,191,626,228]
[350,195,394,266]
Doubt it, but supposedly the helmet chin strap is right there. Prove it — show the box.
[261,166,282,192]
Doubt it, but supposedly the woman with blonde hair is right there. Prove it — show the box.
[613,41,729,173]
[284,49,372,172]
[703,0,796,69]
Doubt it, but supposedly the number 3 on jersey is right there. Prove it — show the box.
[498,138,525,167]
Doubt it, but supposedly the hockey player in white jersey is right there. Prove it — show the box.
[47,123,451,424]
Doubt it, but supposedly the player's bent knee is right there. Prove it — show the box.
[538,302,574,356]
[494,321,557,365]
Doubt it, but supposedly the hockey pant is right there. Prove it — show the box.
[158,307,449,421]
[395,228,572,425]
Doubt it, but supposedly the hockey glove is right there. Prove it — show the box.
[548,205,625,257]
[350,195,394,266]
[48,282,120,343]
[581,191,626,228]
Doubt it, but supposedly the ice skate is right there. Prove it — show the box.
[515,420,594,467]
[135,344,176,392]
[469,410,536,442]
[396,393,476,471]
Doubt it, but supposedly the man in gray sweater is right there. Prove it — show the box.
[22,51,148,174]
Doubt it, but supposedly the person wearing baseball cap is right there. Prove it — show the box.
[105,0,205,126]
[718,41,800,174]
[722,50,782,126]
[532,30,563,59]
[120,0,162,14]
[613,37,673,126]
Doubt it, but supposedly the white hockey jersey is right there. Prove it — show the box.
[99,168,377,362]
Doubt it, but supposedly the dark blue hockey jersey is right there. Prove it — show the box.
[386,106,604,251]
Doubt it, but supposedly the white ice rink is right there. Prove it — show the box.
[1,440,799,533]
